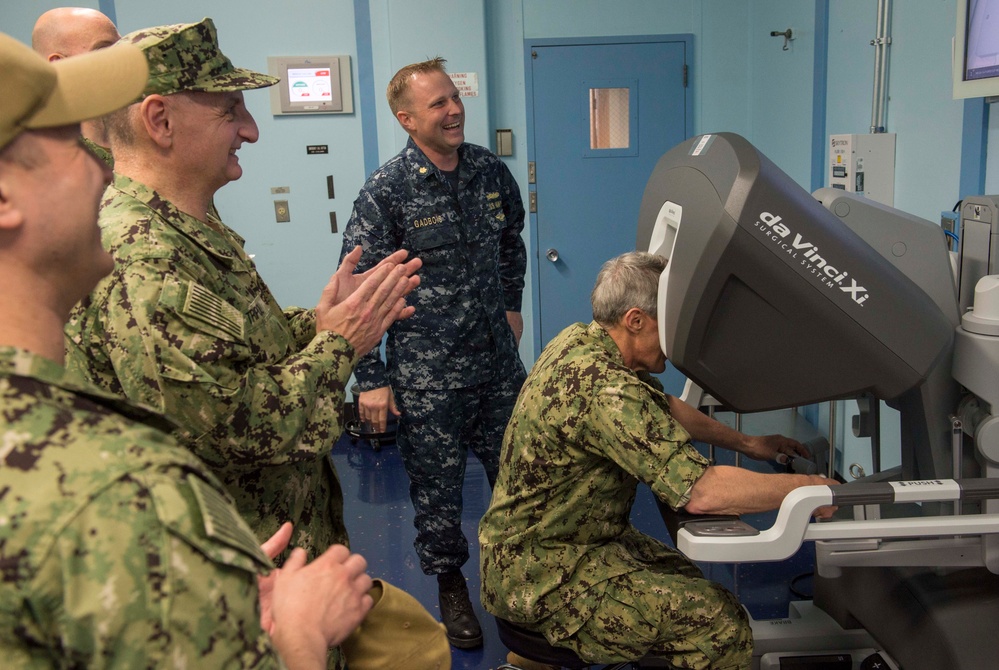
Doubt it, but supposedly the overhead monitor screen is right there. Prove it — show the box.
[964,0,999,82]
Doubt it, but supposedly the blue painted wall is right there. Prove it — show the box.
[4,0,101,42]
[745,1,821,187]
[2,0,990,373]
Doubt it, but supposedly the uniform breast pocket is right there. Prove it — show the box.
[156,278,252,389]
[468,201,508,247]
[407,222,460,252]
[484,200,508,232]
[160,278,246,343]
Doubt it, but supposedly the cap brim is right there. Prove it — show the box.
[193,67,280,92]
[227,67,279,90]
[26,43,148,130]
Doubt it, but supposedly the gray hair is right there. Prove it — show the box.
[590,251,667,326]
[103,104,136,148]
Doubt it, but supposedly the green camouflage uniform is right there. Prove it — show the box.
[0,346,280,667]
[65,173,355,563]
[63,20,353,668]
[479,322,753,668]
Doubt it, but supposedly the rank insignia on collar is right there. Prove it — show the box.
[419,167,428,174]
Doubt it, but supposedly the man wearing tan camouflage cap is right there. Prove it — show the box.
[64,19,426,668]
[0,30,381,669]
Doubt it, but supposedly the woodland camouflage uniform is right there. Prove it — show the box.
[479,322,753,669]
[64,18,354,563]
[64,21,352,667]
[0,347,280,667]
[66,173,354,559]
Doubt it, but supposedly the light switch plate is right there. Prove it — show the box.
[274,200,290,223]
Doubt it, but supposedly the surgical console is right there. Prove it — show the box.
[636,132,999,669]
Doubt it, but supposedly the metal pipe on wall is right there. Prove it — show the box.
[870,0,884,132]
[870,0,893,133]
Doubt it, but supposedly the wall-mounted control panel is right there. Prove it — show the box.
[828,133,896,206]
[267,55,353,115]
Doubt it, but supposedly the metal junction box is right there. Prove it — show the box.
[828,133,896,206]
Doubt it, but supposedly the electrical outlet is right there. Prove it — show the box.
[274,200,290,223]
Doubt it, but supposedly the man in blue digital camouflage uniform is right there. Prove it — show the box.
[341,57,527,648]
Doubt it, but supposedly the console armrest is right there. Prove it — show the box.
[655,493,745,544]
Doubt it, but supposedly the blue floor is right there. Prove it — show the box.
[331,422,819,670]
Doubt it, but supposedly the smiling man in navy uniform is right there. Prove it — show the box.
[341,57,527,648]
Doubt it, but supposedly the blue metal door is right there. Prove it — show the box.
[528,37,691,346]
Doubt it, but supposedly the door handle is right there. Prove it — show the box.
[546,248,560,263]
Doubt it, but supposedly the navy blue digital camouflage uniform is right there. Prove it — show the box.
[341,137,527,575]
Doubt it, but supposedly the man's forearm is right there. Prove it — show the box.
[685,466,828,516]
[667,395,750,453]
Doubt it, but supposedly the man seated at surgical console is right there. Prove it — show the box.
[479,251,835,670]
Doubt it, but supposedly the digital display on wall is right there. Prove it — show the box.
[267,56,353,115]
[288,67,334,102]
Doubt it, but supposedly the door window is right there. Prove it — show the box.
[581,80,638,157]
[590,87,630,149]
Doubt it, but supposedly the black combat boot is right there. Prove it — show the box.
[437,570,483,648]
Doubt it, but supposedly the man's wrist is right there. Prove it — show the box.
[270,627,328,670]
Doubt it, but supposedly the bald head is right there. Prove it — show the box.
[32,7,120,61]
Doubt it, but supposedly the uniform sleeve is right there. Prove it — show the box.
[340,185,396,390]
[283,306,318,349]
[497,161,527,312]
[92,257,357,470]
[18,471,282,669]
[588,379,709,509]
